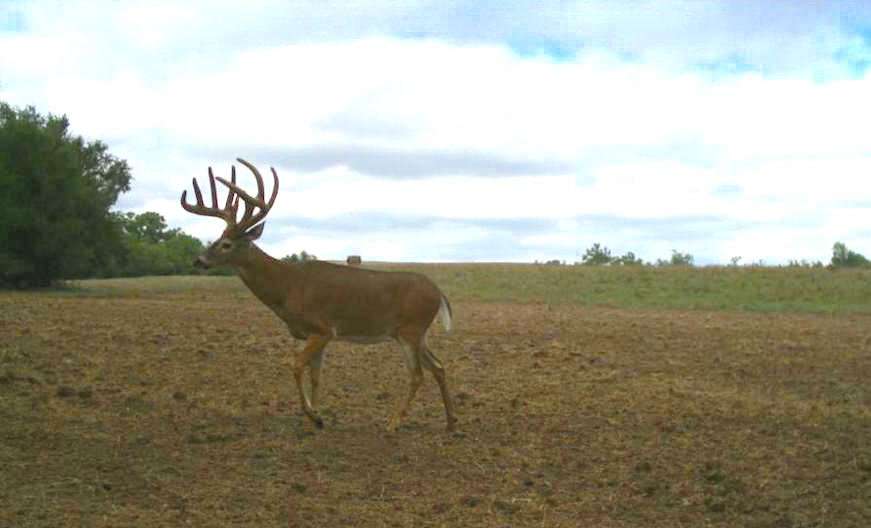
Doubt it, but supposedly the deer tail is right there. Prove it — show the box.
[438,294,453,333]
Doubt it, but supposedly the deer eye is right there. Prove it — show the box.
[220,240,233,250]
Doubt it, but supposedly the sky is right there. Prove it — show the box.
[2,1,871,264]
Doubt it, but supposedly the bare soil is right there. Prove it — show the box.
[2,286,870,526]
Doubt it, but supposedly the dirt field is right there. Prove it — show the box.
[2,273,871,527]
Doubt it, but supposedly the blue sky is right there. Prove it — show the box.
[3,1,871,264]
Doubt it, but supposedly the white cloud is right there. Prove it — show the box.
[2,1,871,264]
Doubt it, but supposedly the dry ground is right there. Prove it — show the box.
[2,275,871,527]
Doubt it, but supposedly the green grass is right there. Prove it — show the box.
[400,263,871,313]
[58,264,871,314]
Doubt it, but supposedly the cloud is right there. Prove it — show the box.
[213,145,572,179]
[3,1,871,265]
[249,212,754,264]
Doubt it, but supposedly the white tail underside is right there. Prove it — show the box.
[438,296,452,333]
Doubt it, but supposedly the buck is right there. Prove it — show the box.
[180,158,457,431]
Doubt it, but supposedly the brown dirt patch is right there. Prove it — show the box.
[2,291,870,526]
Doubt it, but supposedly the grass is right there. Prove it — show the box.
[416,263,871,313]
[61,263,871,314]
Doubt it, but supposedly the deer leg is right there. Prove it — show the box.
[308,349,325,410]
[419,343,457,432]
[294,334,330,428]
[388,336,424,432]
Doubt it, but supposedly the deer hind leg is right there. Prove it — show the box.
[308,349,325,410]
[389,333,424,432]
[419,341,457,432]
[294,334,331,429]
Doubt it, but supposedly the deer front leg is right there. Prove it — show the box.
[294,334,331,428]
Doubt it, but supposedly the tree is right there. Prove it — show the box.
[656,250,694,267]
[282,251,318,264]
[118,211,176,243]
[831,242,869,268]
[111,211,205,276]
[0,103,131,287]
[580,243,614,265]
[614,251,644,266]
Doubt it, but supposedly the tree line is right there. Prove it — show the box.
[0,102,316,288]
[572,241,866,269]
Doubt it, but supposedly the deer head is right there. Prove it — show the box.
[180,158,279,269]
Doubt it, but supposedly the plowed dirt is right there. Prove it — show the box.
[2,279,870,527]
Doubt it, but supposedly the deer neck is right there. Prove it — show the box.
[234,244,294,307]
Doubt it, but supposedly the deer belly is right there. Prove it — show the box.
[333,334,393,344]
[331,324,393,344]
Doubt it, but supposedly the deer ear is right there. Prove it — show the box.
[244,222,265,241]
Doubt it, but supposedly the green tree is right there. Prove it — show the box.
[112,211,204,276]
[614,251,644,266]
[282,251,317,264]
[656,250,695,267]
[118,211,176,243]
[581,243,614,265]
[831,242,869,268]
[0,103,131,287]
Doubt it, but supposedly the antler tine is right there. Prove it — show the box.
[237,158,265,227]
[207,168,218,209]
[239,166,279,229]
[180,189,195,212]
[264,167,279,209]
[214,158,279,232]
[179,166,238,225]
[247,159,266,202]
[192,177,204,206]
[223,166,237,210]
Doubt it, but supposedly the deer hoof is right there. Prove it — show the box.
[313,416,324,429]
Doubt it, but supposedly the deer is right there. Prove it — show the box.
[180,158,457,431]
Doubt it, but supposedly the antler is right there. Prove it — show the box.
[180,158,279,233]
[216,158,279,233]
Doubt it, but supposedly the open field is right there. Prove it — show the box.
[2,266,871,526]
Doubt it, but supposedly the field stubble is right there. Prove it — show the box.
[2,267,871,527]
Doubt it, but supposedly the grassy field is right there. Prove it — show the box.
[68,263,871,314]
[2,265,871,526]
